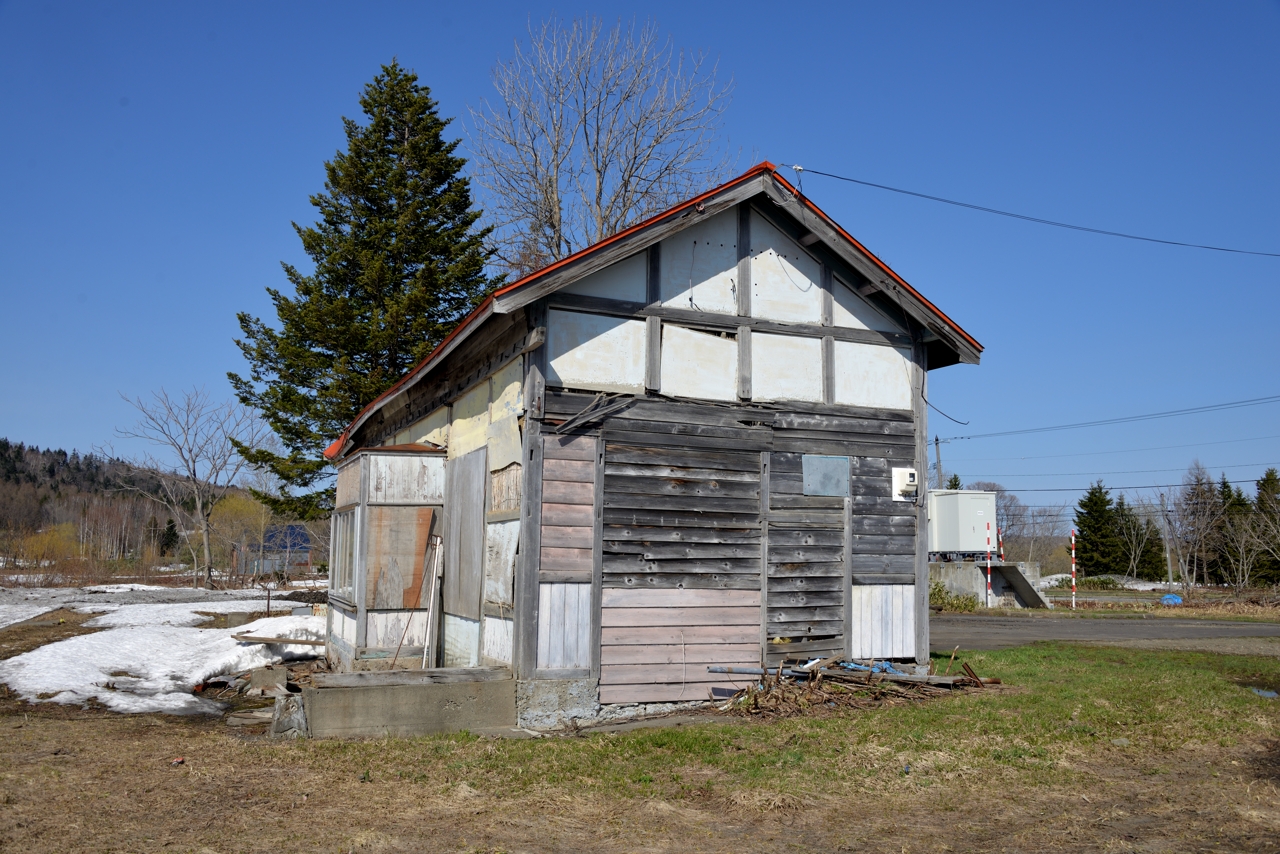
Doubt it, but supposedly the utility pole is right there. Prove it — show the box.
[934,435,943,488]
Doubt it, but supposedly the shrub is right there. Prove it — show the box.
[930,581,979,612]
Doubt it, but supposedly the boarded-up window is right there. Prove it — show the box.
[539,435,597,583]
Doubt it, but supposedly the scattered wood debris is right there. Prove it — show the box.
[709,659,998,719]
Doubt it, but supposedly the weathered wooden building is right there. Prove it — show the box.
[321,162,981,725]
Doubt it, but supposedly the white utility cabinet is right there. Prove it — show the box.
[927,490,998,554]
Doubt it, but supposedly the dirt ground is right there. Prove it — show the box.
[2,614,1280,852]
[0,700,1277,853]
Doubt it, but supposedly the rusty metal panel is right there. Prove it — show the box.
[364,506,436,610]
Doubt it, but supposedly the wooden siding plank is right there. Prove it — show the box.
[600,683,747,704]
[539,547,593,571]
[603,542,762,560]
[602,625,760,645]
[542,479,595,505]
[603,574,762,590]
[600,606,760,627]
[543,434,597,460]
[603,445,762,471]
[604,463,760,483]
[543,459,595,482]
[539,569,592,584]
[542,503,596,527]
[604,556,762,574]
[602,475,759,500]
[599,663,761,685]
[601,643,762,666]
[604,508,763,528]
[601,588,760,608]
[604,526,761,544]
[540,525,596,548]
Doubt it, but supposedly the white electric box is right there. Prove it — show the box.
[927,490,997,554]
[891,467,919,502]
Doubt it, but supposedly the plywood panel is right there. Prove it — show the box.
[659,208,738,314]
[368,454,446,504]
[546,309,646,393]
[365,506,435,609]
[397,405,450,448]
[561,251,647,302]
[599,662,760,685]
[443,448,487,621]
[660,324,738,403]
[750,210,823,324]
[448,382,491,459]
[486,416,522,471]
[832,341,913,411]
[483,520,520,608]
[752,333,823,402]
[832,275,902,333]
[537,582,591,669]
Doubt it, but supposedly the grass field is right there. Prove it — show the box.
[3,640,1279,852]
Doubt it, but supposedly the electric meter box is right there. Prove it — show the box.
[927,490,998,554]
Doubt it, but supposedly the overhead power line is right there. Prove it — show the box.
[964,460,1280,479]
[1003,477,1260,493]
[782,164,1280,258]
[940,394,1280,442]
[945,433,1280,464]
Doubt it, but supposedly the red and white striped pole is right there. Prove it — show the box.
[1070,528,1077,611]
[985,521,993,608]
[998,527,1005,563]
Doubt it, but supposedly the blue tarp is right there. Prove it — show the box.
[1161,593,1183,606]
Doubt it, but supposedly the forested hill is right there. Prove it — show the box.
[0,439,130,494]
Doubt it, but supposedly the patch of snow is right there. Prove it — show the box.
[81,583,176,593]
[0,615,323,714]
[82,598,272,629]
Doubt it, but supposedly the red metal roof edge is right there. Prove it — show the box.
[768,170,984,354]
[324,160,981,461]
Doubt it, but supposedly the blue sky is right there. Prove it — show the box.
[1,1,1277,513]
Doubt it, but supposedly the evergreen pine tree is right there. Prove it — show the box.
[1256,468,1280,585]
[230,61,496,518]
[1075,480,1122,576]
[945,474,962,490]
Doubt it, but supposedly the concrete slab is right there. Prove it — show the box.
[303,677,516,738]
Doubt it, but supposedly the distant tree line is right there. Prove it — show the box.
[1068,464,1279,590]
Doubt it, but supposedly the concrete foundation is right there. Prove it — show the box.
[516,678,599,729]
[303,677,516,738]
[930,561,1049,608]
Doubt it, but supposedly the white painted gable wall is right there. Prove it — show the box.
[658,209,738,314]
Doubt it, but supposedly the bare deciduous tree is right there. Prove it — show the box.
[1163,462,1223,592]
[470,15,733,277]
[1114,495,1158,581]
[117,388,268,587]
[1220,510,1266,591]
